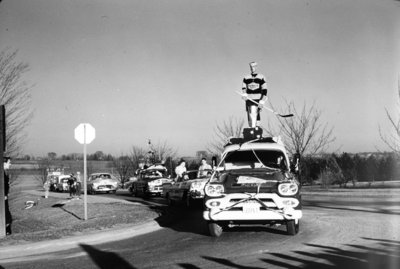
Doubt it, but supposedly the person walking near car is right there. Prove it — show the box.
[75,172,82,198]
[3,156,12,235]
[68,174,76,198]
[197,158,212,177]
[43,178,50,199]
[175,159,187,181]
[241,61,268,128]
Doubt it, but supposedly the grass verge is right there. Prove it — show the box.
[0,190,161,246]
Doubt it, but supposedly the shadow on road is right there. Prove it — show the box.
[80,244,136,269]
[304,201,400,216]
[178,238,400,269]
[153,205,210,236]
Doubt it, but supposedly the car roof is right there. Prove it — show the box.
[58,175,72,179]
[223,141,288,154]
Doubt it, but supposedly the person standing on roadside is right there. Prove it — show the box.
[75,171,82,198]
[4,156,12,235]
[43,178,50,199]
[68,174,76,198]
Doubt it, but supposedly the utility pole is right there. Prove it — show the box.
[0,105,6,238]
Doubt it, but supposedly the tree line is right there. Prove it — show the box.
[300,152,400,187]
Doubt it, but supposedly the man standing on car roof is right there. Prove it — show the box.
[241,61,268,128]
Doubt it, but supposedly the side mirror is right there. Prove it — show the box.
[212,156,217,169]
[291,153,300,174]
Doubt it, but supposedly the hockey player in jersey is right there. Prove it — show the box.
[241,62,268,128]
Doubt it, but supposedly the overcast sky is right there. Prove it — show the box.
[0,0,399,157]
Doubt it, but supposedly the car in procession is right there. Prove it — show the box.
[130,165,173,197]
[162,169,212,207]
[56,175,73,192]
[203,130,302,237]
[87,173,119,194]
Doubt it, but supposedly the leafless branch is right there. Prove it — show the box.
[0,48,34,156]
[267,100,335,156]
[379,81,400,154]
[207,116,245,154]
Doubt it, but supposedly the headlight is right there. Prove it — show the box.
[205,184,224,197]
[282,198,299,207]
[278,182,299,196]
[190,182,204,191]
[149,180,160,186]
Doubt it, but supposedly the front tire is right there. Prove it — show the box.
[286,220,299,235]
[208,222,223,237]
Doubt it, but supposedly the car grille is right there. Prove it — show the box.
[228,198,278,209]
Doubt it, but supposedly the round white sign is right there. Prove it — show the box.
[74,123,96,144]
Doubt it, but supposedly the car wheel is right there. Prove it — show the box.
[286,220,299,235]
[208,222,223,237]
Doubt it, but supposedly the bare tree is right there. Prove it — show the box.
[379,82,400,154]
[267,100,335,156]
[148,139,177,165]
[0,49,34,156]
[129,145,147,171]
[112,155,133,185]
[208,116,245,154]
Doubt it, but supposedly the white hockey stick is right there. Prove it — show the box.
[236,91,294,118]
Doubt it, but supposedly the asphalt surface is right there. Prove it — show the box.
[1,190,400,269]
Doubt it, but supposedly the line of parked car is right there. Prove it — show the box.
[47,172,120,194]
[126,165,211,208]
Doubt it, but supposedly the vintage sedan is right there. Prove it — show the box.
[162,169,212,207]
[87,173,119,194]
[130,165,173,197]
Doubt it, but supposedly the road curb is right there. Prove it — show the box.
[0,220,163,262]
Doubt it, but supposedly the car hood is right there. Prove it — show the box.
[148,177,173,185]
[90,178,118,185]
[220,169,285,194]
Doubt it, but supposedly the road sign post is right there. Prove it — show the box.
[74,123,95,221]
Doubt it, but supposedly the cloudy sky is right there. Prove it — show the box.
[0,0,399,157]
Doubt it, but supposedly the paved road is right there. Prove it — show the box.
[1,191,400,269]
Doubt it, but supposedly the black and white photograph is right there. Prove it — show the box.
[0,0,399,268]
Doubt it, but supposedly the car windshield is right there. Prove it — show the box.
[224,149,287,170]
[98,174,111,179]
